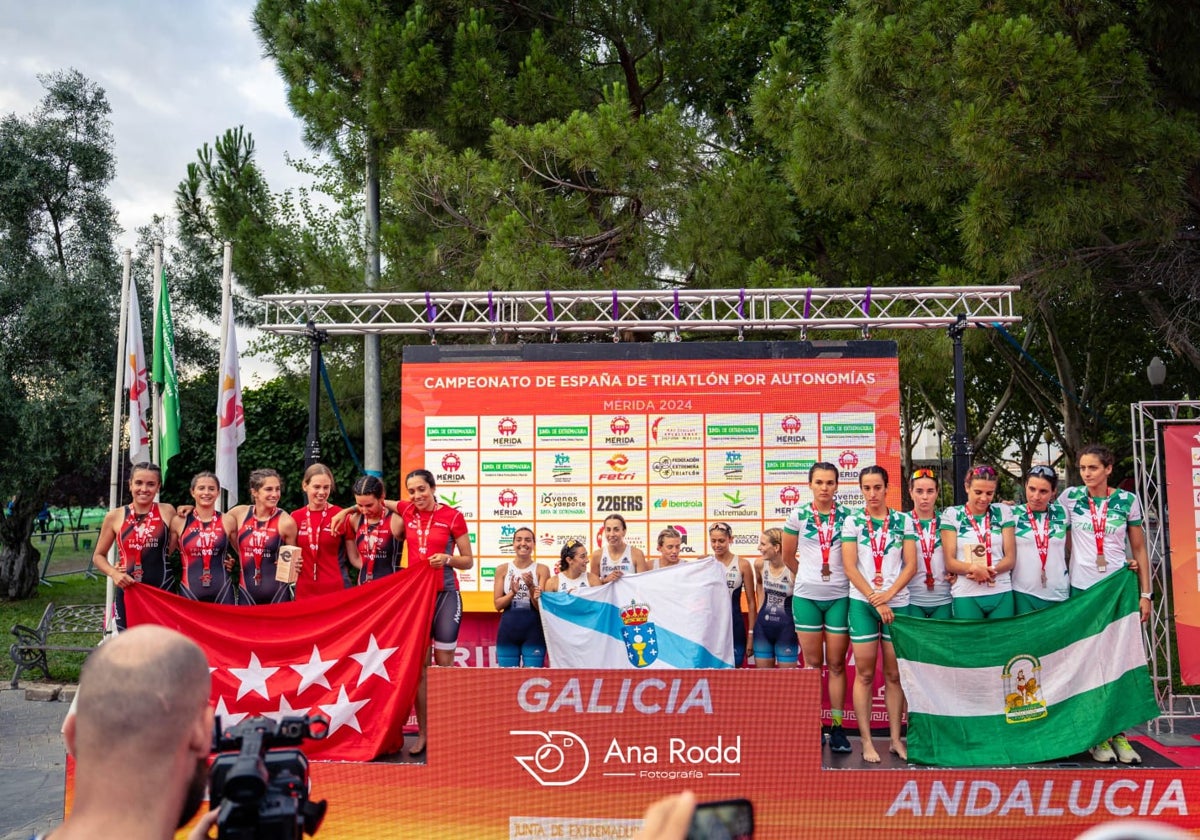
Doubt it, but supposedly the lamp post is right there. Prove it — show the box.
[1043,428,1053,465]
[1147,356,1166,400]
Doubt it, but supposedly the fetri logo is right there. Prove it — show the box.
[440,453,462,472]
[498,417,518,436]
[498,489,519,508]
[780,486,801,506]
[838,450,859,470]
[607,454,630,472]
[780,415,802,433]
[610,416,631,435]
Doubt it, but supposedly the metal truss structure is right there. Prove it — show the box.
[259,285,1021,339]
[1133,401,1200,727]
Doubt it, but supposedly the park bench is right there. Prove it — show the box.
[9,603,105,688]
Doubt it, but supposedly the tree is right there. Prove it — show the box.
[752,0,1200,468]
[0,70,120,598]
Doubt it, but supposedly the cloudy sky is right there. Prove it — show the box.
[0,0,313,246]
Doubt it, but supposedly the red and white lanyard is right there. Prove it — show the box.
[306,508,328,582]
[865,514,890,588]
[1026,508,1050,587]
[914,516,938,589]
[814,505,835,581]
[1087,495,1109,571]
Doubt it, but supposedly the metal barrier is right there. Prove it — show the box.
[38,529,100,585]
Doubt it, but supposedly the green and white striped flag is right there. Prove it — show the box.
[891,570,1157,766]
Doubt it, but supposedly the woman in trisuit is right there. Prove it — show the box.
[842,466,917,763]
[1012,465,1070,615]
[701,522,757,667]
[340,476,405,584]
[93,462,176,630]
[227,468,299,605]
[647,527,683,570]
[398,469,472,757]
[494,526,550,667]
[590,513,645,582]
[901,468,952,619]
[292,463,348,597]
[941,464,1016,619]
[752,528,798,669]
[172,471,235,604]
[544,540,599,593]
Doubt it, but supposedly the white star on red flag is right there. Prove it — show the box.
[264,693,309,723]
[290,645,337,694]
[319,685,370,735]
[230,652,279,700]
[213,696,248,729]
[350,634,397,686]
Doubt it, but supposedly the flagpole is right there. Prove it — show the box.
[151,242,163,466]
[217,241,233,510]
[104,250,132,636]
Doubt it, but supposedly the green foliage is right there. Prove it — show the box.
[0,71,120,598]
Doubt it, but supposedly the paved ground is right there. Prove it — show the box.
[0,685,71,840]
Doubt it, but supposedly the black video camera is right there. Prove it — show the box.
[209,714,329,840]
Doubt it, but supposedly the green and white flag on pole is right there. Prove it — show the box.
[891,569,1157,766]
[152,267,180,480]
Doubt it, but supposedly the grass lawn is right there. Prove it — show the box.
[4,540,108,685]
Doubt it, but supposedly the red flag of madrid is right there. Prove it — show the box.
[125,565,437,761]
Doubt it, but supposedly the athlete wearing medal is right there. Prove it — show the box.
[401,468,472,757]
[172,471,235,604]
[842,465,917,763]
[1013,465,1070,613]
[227,468,299,605]
[752,529,799,668]
[292,463,347,597]
[93,462,177,630]
[941,464,1016,619]
[494,527,550,667]
[700,522,757,667]
[901,468,952,619]
[781,461,852,751]
[341,476,404,584]
[1059,443,1151,765]
[590,514,644,581]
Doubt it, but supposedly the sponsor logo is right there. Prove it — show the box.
[621,600,658,667]
[427,425,476,438]
[481,460,531,474]
[611,416,631,435]
[510,730,590,787]
[781,414,803,433]
[441,491,461,508]
[441,453,461,472]
[539,492,587,516]
[596,494,644,513]
[652,498,703,510]
[723,451,744,480]
[537,424,588,438]
[825,421,875,436]
[722,490,746,510]
[599,453,637,481]
[539,532,556,546]
[838,450,860,470]
[607,454,630,472]
[780,486,801,506]
[499,489,519,507]
[498,524,517,552]
[707,424,758,437]
[553,453,572,481]
[498,417,519,435]
[765,457,815,473]
[650,417,702,445]
[673,525,696,553]
[1003,655,1047,724]
[652,455,701,479]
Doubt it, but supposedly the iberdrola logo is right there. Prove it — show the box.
[621,600,658,668]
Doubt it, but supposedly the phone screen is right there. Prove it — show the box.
[686,798,754,840]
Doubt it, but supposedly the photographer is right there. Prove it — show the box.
[50,626,218,840]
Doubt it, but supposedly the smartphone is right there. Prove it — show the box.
[686,798,754,840]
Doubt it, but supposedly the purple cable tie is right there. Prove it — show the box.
[487,290,495,322]
[738,288,746,319]
[804,288,812,319]
[673,288,680,320]
[862,286,872,316]
[612,289,620,322]
[424,291,437,323]
[544,290,555,321]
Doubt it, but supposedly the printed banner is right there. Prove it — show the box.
[400,342,901,610]
[125,566,437,761]
[1165,424,1200,684]
[540,559,734,668]
[892,570,1157,766]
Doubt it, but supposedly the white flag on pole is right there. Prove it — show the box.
[215,318,245,505]
[125,278,151,464]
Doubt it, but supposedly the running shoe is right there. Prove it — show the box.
[1089,740,1117,763]
[829,725,853,754]
[1111,735,1141,765]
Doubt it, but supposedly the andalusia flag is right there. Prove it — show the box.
[152,268,180,479]
[891,569,1157,766]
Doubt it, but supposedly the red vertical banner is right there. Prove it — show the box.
[1164,425,1200,684]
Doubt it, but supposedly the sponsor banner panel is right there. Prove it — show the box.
[400,349,901,608]
[1165,425,1200,684]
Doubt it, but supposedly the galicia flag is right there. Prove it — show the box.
[125,565,438,761]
